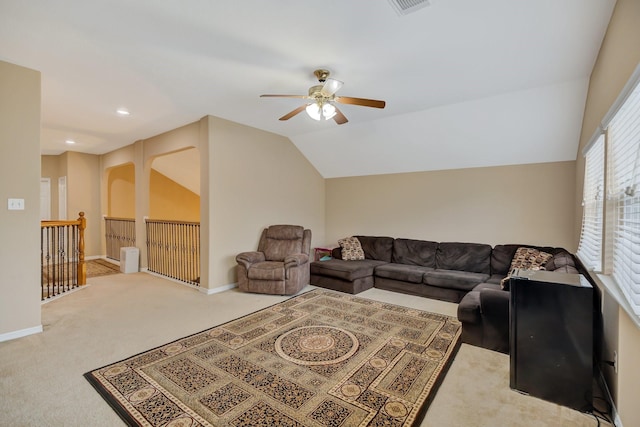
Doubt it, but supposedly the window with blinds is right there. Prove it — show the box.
[607,80,640,317]
[577,134,604,272]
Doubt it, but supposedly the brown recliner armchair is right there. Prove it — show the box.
[236,225,312,295]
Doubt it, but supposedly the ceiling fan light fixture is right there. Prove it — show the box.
[306,103,321,121]
[306,102,336,121]
[322,103,336,120]
[263,68,385,125]
[320,78,343,96]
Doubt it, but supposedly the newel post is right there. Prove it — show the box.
[77,212,86,286]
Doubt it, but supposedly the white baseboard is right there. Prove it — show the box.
[41,284,89,305]
[98,256,119,265]
[142,270,237,294]
[0,325,43,343]
[199,283,237,295]
[598,369,622,427]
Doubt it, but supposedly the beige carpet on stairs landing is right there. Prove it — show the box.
[0,273,610,426]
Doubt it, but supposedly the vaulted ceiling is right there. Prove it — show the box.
[0,0,615,178]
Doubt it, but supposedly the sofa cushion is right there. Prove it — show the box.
[472,282,502,292]
[545,251,576,270]
[248,261,285,281]
[486,274,507,285]
[338,236,365,261]
[331,247,343,259]
[375,263,434,284]
[355,236,394,262]
[491,244,560,275]
[391,238,438,267]
[310,259,387,281]
[550,265,580,274]
[501,247,553,289]
[491,244,527,276]
[436,242,492,274]
[263,225,304,262]
[457,290,481,324]
[424,269,490,291]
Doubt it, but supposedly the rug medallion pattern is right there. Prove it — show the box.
[85,289,461,426]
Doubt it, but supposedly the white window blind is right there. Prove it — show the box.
[608,80,640,317]
[577,134,605,271]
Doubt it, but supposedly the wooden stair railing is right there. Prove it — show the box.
[104,217,135,261]
[145,218,200,286]
[40,212,86,300]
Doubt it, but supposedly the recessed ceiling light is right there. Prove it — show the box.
[65,139,76,144]
[116,108,130,116]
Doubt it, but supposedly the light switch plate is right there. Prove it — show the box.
[8,198,25,210]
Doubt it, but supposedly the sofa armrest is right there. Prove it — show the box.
[480,288,509,319]
[479,287,511,353]
[236,251,265,269]
[284,253,309,269]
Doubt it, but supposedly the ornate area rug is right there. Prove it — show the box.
[42,259,120,283]
[86,259,121,277]
[84,289,461,426]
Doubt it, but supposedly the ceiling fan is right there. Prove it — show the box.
[260,69,386,125]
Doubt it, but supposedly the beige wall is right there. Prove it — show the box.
[41,155,60,219]
[62,152,102,257]
[107,163,135,218]
[41,152,102,257]
[326,161,576,250]
[149,169,200,221]
[618,309,640,427]
[0,61,41,339]
[98,117,324,290]
[101,144,138,257]
[102,144,137,172]
[575,1,640,425]
[208,116,325,287]
[101,123,202,268]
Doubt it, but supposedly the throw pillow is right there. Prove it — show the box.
[338,236,365,261]
[544,251,575,271]
[500,247,553,290]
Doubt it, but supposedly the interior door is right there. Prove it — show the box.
[40,178,51,220]
[58,176,67,220]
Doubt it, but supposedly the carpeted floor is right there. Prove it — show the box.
[0,273,610,426]
[84,289,461,426]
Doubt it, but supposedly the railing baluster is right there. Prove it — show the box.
[40,212,86,300]
[104,217,136,261]
[145,219,200,286]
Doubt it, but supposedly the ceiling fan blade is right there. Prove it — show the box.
[336,96,386,109]
[320,78,343,96]
[333,107,348,125]
[279,105,307,121]
[260,94,308,99]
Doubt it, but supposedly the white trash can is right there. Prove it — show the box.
[120,247,139,273]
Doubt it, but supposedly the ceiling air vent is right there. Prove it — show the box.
[388,0,431,16]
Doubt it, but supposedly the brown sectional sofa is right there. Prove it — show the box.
[311,236,496,302]
[456,244,580,353]
[310,236,583,353]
